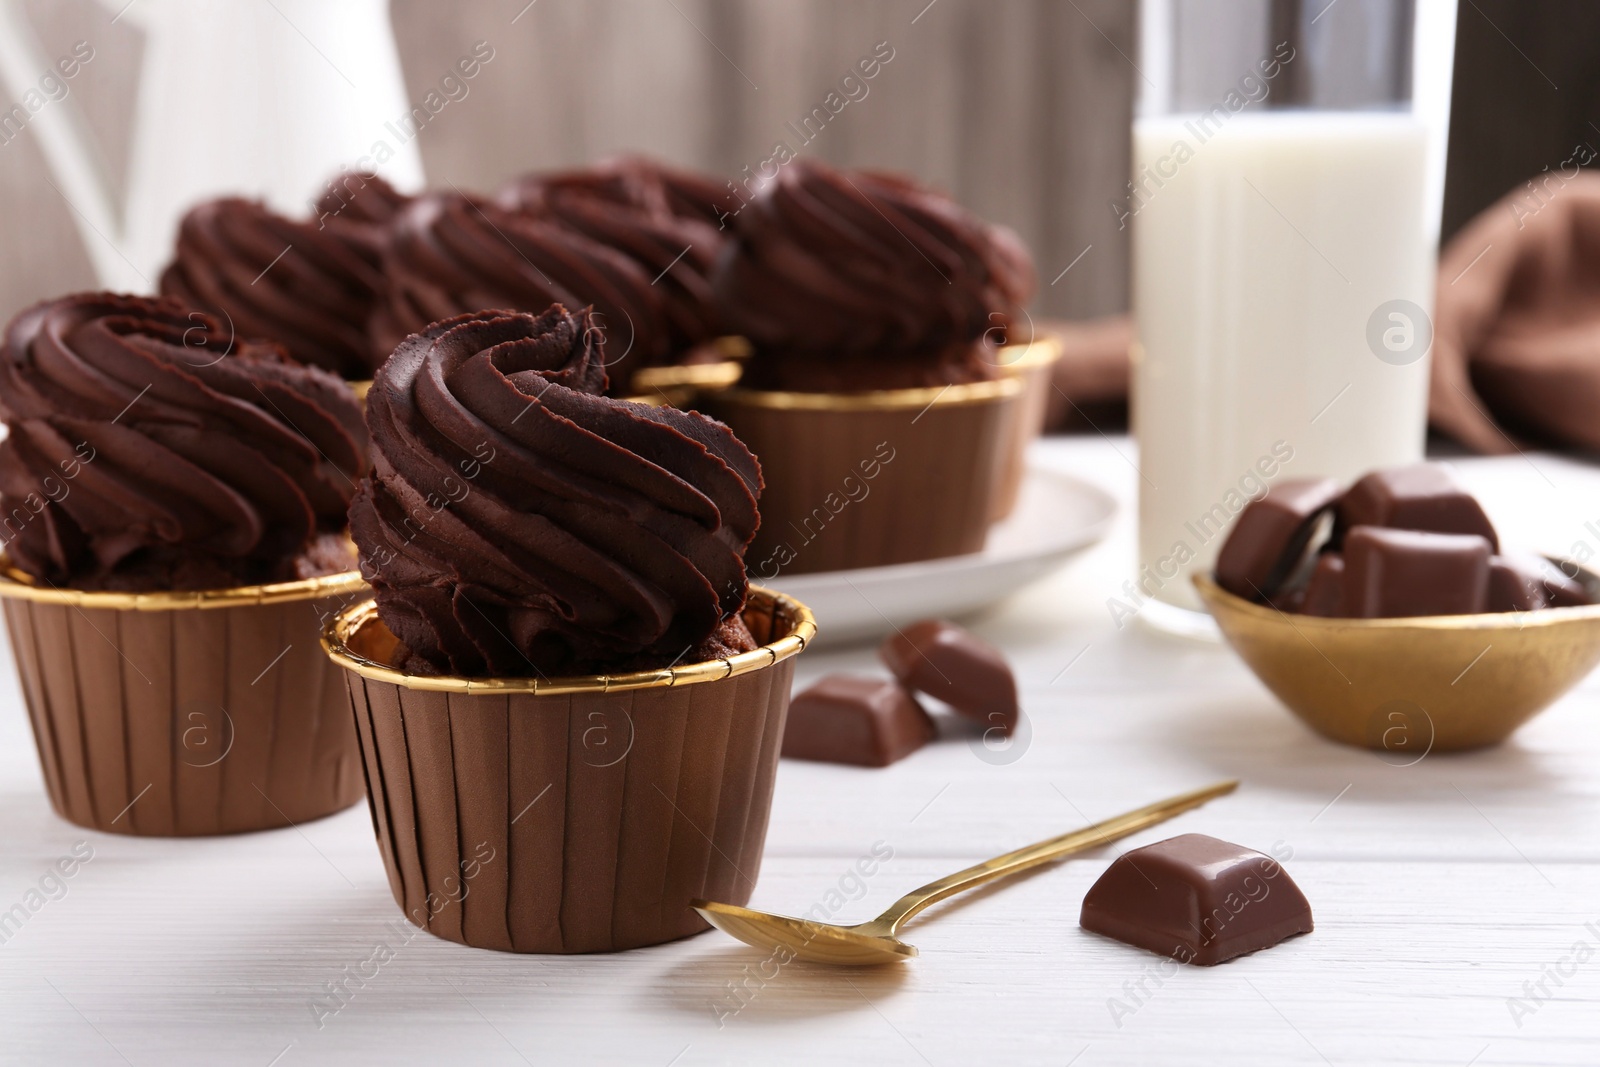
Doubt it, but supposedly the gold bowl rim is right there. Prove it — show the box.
[0,561,368,611]
[1193,567,1600,631]
[714,374,1021,412]
[992,335,1064,375]
[320,584,816,695]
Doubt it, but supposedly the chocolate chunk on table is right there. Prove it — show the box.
[781,675,935,767]
[1343,526,1492,617]
[880,619,1018,735]
[1336,463,1499,551]
[1080,833,1313,966]
[1214,478,1342,601]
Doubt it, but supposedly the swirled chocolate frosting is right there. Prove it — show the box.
[368,193,676,386]
[0,292,367,590]
[160,197,386,378]
[498,158,731,358]
[350,304,763,677]
[312,171,412,261]
[713,159,1036,391]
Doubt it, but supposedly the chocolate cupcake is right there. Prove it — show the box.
[367,193,677,390]
[707,159,1035,572]
[0,293,370,835]
[497,157,731,366]
[160,197,388,380]
[326,304,814,953]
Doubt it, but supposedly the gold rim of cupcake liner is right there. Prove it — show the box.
[0,560,368,611]
[992,334,1064,375]
[349,378,373,402]
[630,360,745,392]
[321,584,816,695]
[714,374,1021,412]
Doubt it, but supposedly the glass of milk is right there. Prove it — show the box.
[1127,0,1458,634]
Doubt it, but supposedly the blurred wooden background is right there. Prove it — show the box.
[0,0,1593,327]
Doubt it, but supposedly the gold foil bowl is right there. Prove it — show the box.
[1194,566,1600,752]
[991,335,1064,521]
[0,564,370,835]
[706,376,1023,575]
[320,585,815,953]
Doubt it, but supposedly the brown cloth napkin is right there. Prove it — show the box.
[1043,174,1600,453]
[1430,173,1600,454]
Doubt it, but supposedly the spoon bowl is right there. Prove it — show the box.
[695,902,919,965]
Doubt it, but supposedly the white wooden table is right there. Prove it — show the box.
[3,436,1598,1067]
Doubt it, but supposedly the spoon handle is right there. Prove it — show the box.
[875,779,1239,932]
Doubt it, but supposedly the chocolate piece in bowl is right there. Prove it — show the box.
[782,674,935,767]
[880,619,1018,735]
[1213,477,1342,601]
[331,303,817,953]
[1489,554,1546,612]
[1342,527,1492,618]
[1080,834,1313,966]
[1298,553,1346,617]
[1335,463,1499,551]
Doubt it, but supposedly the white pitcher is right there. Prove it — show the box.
[0,0,425,293]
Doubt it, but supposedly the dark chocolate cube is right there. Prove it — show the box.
[1298,552,1346,617]
[1215,478,1342,601]
[1343,526,1491,617]
[1487,554,1547,612]
[1080,834,1313,966]
[880,619,1018,735]
[1336,463,1499,551]
[781,675,934,767]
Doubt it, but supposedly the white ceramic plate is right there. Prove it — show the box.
[766,461,1117,645]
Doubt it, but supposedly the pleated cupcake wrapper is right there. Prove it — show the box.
[708,378,1024,575]
[323,587,815,953]
[0,568,370,836]
[991,336,1064,522]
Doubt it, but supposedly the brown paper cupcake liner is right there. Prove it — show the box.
[991,335,1064,521]
[322,585,815,954]
[0,566,370,836]
[707,378,1023,575]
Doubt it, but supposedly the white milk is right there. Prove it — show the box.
[1131,110,1434,612]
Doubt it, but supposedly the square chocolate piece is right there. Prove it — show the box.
[879,619,1018,735]
[1488,554,1546,612]
[1298,552,1346,617]
[1336,463,1499,551]
[1343,526,1491,617]
[781,674,934,767]
[1215,478,1342,601]
[1080,834,1313,966]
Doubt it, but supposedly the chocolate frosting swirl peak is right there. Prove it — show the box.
[160,197,387,378]
[0,292,367,590]
[713,159,1036,391]
[350,304,762,677]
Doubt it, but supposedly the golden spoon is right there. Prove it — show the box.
[692,779,1239,965]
